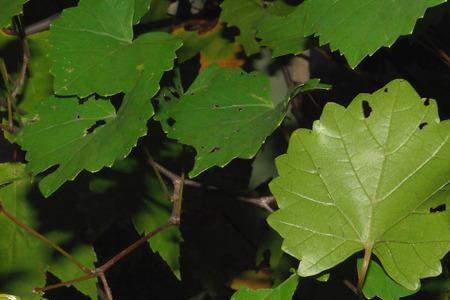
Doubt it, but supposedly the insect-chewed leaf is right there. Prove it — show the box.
[49,0,181,97]
[230,274,298,300]
[156,65,287,178]
[17,74,167,197]
[268,79,450,290]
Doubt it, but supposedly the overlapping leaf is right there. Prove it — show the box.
[258,0,444,67]
[0,0,27,28]
[358,259,416,300]
[231,274,298,300]
[268,79,450,290]
[220,0,292,55]
[18,74,164,197]
[49,0,181,97]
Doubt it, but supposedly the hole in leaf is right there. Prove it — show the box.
[209,146,220,153]
[213,104,220,108]
[234,129,240,133]
[419,122,428,130]
[78,98,88,105]
[384,88,388,92]
[424,98,430,106]
[430,204,446,213]
[362,100,372,118]
[86,120,106,134]
[76,115,80,119]
[167,117,176,127]
[238,107,244,112]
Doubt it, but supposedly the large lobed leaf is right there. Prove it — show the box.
[258,0,444,67]
[268,79,450,290]
[49,0,181,97]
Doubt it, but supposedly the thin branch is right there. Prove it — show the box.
[99,272,113,300]
[2,13,60,36]
[33,274,96,293]
[343,279,359,296]
[97,222,174,273]
[237,196,276,212]
[0,203,92,274]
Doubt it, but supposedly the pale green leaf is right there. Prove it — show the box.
[132,177,181,278]
[231,274,298,300]
[49,0,181,97]
[17,74,167,197]
[0,295,22,300]
[0,0,27,28]
[0,164,47,300]
[358,259,416,300]
[268,79,450,290]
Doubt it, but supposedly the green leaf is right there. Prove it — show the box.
[19,32,53,115]
[0,0,27,28]
[133,0,151,24]
[358,259,416,300]
[132,177,181,278]
[156,65,288,177]
[308,0,444,67]
[0,164,47,300]
[49,0,181,97]
[18,73,166,197]
[257,8,307,58]
[231,274,298,300]
[268,79,450,290]
[220,0,291,55]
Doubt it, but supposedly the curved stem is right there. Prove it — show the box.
[357,244,373,294]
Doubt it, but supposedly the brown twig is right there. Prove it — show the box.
[32,163,186,296]
[237,196,276,212]
[99,272,113,300]
[343,279,359,296]
[146,153,276,212]
[2,13,60,36]
[0,203,92,274]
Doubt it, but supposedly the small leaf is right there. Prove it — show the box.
[0,0,28,28]
[220,0,292,55]
[231,274,298,300]
[49,0,181,97]
[133,0,151,24]
[268,79,450,290]
[18,74,168,196]
[358,259,416,300]
[132,177,181,278]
